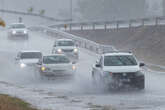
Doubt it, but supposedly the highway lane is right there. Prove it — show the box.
[0,29,165,110]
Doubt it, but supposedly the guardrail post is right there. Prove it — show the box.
[116,21,119,30]
[93,23,95,30]
[69,24,72,31]
[129,20,132,28]
[81,25,83,30]
[142,19,145,26]
[104,23,107,31]
[155,17,159,26]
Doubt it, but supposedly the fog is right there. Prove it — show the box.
[146,0,163,16]
[0,0,164,21]
[1,0,77,18]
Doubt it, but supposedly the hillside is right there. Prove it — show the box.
[69,25,165,66]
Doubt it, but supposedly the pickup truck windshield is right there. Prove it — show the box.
[104,55,137,66]
[43,56,70,64]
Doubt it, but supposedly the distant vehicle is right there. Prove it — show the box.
[52,39,79,63]
[15,51,42,68]
[92,51,145,90]
[37,54,76,77]
[8,23,28,39]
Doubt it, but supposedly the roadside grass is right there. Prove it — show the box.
[0,94,38,110]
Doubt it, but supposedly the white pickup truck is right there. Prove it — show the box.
[92,51,145,90]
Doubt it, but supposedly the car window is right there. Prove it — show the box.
[11,24,26,29]
[104,55,137,66]
[43,55,70,64]
[20,52,42,59]
[57,41,74,46]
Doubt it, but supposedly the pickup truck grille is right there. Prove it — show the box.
[112,72,136,79]
[62,49,73,52]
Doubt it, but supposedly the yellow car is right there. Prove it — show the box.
[0,18,5,27]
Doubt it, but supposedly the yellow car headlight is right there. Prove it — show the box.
[41,67,46,71]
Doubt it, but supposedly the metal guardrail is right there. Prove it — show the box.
[50,16,165,31]
[29,26,116,54]
[0,9,71,22]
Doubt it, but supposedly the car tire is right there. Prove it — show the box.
[137,79,145,90]
[134,76,145,90]
[92,71,104,87]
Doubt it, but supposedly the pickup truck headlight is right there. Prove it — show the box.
[72,65,76,70]
[20,63,26,68]
[74,48,78,53]
[24,30,27,34]
[12,30,16,34]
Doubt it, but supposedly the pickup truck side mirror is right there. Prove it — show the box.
[139,62,145,67]
[95,63,101,68]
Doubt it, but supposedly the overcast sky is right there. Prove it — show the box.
[0,0,163,19]
[0,0,77,18]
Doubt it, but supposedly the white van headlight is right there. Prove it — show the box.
[20,63,26,68]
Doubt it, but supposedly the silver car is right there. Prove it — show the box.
[8,23,29,39]
[52,39,79,63]
[15,51,42,68]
